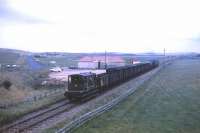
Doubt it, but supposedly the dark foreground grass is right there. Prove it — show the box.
[74,59,200,133]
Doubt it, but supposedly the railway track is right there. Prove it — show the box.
[0,99,76,133]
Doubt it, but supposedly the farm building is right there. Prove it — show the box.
[78,56,125,69]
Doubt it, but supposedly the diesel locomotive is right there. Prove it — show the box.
[64,60,159,101]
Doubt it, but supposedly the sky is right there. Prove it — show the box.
[0,0,200,53]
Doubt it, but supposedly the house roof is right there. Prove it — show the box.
[79,56,125,63]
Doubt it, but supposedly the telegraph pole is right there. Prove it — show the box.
[105,50,107,69]
[164,48,166,65]
[164,48,166,57]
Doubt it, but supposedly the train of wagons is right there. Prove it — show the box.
[64,60,159,101]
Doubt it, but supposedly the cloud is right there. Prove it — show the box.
[185,36,200,52]
[1,0,200,53]
[0,0,46,24]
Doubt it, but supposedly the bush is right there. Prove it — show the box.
[2,80,12,90]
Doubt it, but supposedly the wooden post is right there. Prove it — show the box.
[105,50,107,69]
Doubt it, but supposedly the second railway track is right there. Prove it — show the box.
[1,99,76,133]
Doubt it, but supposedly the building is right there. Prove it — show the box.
[78,56,125,69]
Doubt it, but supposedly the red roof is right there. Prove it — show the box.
[79,56,125,63]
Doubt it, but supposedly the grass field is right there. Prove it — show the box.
[74,59,200,133]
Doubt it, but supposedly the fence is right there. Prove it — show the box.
[0,88,65,109]
[56,57,177,133]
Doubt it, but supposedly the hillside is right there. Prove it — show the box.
[0,48,163,67]
[0,48,28,65]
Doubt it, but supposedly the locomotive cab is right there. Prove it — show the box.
[68,72,96,91]
[68,75,84,91]
[66,72,96,100]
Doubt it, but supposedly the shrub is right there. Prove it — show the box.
[2,80,12,90]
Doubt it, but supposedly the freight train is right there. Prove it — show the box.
[64,60,159,101]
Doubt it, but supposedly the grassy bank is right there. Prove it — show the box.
[0,93,65,126]
[74,59,200,133]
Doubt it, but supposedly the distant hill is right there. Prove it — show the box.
[0,48,163,67]
[0,48,29,64]
[0,48,30,55]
